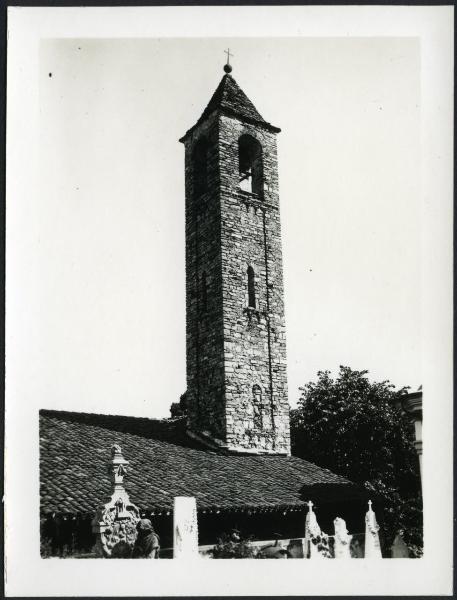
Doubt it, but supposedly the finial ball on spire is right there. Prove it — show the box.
[224,48,234,73]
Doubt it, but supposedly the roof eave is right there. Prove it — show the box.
[179,108,281,144]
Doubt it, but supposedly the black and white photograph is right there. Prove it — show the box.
[5,5,453,597]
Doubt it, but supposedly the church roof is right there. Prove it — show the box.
[179,73,281,142]
[40,409,363,517]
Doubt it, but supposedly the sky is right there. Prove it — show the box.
[32,37,421,419]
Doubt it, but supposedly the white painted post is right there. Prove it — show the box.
[364,500,382,558]
[333,517,352,558]
[173,496,199,559]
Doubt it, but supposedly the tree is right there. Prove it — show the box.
[170,392,188,418]
[290,366,422,556]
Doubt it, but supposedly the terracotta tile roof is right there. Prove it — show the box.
[180,74,280,142]
[40,409,361,516]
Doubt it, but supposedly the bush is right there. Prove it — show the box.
[211,531,258,559]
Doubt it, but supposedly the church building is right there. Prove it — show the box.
[40,60,365,557]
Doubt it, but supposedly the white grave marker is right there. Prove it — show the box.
[364,500,382,558]
[173,496,199,559]
[333,517,352,558]
[305,501,330,558]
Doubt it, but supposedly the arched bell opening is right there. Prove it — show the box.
[238,134,263,196]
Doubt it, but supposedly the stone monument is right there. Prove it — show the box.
[304,501,331,558]
[364,500,382,558]
[333,517,352,558]
[92,445,140,558]
[173,496,199,559]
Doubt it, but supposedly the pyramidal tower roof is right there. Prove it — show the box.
[180,71,280,142]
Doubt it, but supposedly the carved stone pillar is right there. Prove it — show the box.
[364,500,382,558]
[92,445,140,558]
[333,517,352,558]
[304,501,330,558]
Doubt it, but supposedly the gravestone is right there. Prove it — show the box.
[304,501,331,558]
[92,445,140,558]
[173,496,199,559]
[364,500,382,558]
[334,517,352,558]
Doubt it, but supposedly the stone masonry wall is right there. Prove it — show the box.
[218,115,290,454]
[183,115,226,442]
[182,111,290,454]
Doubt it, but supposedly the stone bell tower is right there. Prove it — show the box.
[179,58,290,455]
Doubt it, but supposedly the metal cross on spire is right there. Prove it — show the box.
[224,48,234,65]
[223,48,234,73]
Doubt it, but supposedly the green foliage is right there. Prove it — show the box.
[170,392,188,418]
[290,366,422,556]
[212,531,258,558]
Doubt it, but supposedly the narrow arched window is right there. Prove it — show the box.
[201,271,208,311]
[247,266,256,308]
[238,135,263,196]
[252,385,262,429]
[193,137,209,198]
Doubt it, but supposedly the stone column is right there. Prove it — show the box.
[92,445,140,558]
[364,500,382,558]
[173,496,199,559]
[333,517,352,558]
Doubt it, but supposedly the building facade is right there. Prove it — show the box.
[395,386,423,480]
[180,64,290,455]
